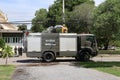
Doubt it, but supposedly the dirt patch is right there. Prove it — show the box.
[11,68,30,80]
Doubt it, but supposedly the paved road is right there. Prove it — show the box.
[11,62,120,80]
[1,53,120,66]
[1,54,120,80]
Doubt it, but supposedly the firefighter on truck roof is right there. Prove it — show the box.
[62,24,68,33]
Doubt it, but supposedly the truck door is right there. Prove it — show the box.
[85,36,98,54]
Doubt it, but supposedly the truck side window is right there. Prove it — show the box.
[86,36,95,47]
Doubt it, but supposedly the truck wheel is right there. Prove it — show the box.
[43,52,55,62]
[75,55,81,61]
[75,52,82,61]
[81,52,90,61]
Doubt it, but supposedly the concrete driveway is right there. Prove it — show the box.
[11,62,120,80]
[1,53,120,80]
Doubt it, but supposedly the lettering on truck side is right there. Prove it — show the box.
[45,39,56,46]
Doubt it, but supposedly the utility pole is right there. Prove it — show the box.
[62,0,65,24]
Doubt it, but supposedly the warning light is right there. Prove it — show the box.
[25,31,29,36]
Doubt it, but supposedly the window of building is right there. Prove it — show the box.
[3,37,23,43]
[2,33,23,43]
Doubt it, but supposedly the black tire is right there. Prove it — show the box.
[81,52,90,61]
[75,55,81,61]
[75,52,82,61]
[43,52,55,62]
[75,52,90,61]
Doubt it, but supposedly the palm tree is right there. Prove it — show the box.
[2,45,14,65]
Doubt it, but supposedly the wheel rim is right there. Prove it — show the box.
[44,52,55,62]
[46,54,52,60]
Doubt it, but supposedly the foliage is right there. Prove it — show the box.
[31,0,94,32]
[68,1,95,33]
[17,24,27,31]
[47,0,94,27]
[47,2,63,26]
[98,50,120,54]
[0,65,15,80]
[2,45,14,65]
[64,0,93,11]
[109,40,120,47]
[92,0,120,49]
[0,38,5,49]
[31,8,48,32]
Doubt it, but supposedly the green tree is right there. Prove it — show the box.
[31,8,47,32]
[0,38,14,65]
[0,38,5,55]
[0,38,5,49]
[31,0,94,32]
[2,45,13,65]
[47,0,93,27]
[92,0,120,50]
[18,24,27,31]
[47,2,63,26]
[68,1,95,33]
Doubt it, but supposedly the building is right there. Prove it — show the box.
[0,10,24,53]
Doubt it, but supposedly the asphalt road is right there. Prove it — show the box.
[1,53,120,66]
[1,53,120,80]
[11,62,120,80]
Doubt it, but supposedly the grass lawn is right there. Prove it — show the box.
[0,65,15,80]
[99,50,120,54]
[79,62,120,77]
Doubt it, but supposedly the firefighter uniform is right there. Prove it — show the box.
[62,24,68,33]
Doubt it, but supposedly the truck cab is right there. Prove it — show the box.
[76,34,98,61]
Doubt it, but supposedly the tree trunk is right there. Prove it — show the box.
[5,55,8,65]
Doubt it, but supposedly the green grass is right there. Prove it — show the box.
[78,62,120,77]
[99,50,120,54]
[0,65,15,80]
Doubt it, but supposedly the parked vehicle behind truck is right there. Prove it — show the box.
[24,33,98,62]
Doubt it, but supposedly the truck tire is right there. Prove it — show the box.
[75,55,81,61]
[75,51,90,61]
[81,52,90,61]
[43,52,55,62]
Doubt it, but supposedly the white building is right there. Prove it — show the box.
[0,10,24,52]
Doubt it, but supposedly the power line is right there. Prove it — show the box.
[0,20,45,24]
[0,20,32,24]
[0,19,87,24]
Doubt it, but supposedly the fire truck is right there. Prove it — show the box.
[24,32,98,62]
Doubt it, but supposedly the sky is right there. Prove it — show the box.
[0,0,55,21]
[0,0,105,28]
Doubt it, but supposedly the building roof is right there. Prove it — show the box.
[0,10,18,31]
[0,29,23,33]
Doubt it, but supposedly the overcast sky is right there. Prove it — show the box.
[0,0,105,22]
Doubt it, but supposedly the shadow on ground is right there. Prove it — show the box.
[16,58,120,68]
[16,58,77,63]
[16,58,79,66]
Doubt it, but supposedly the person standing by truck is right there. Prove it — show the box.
[18,47,22,56]
[14,46,17,56]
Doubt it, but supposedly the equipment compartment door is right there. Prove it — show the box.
[42,33,59,54]
[59,33,77,56]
